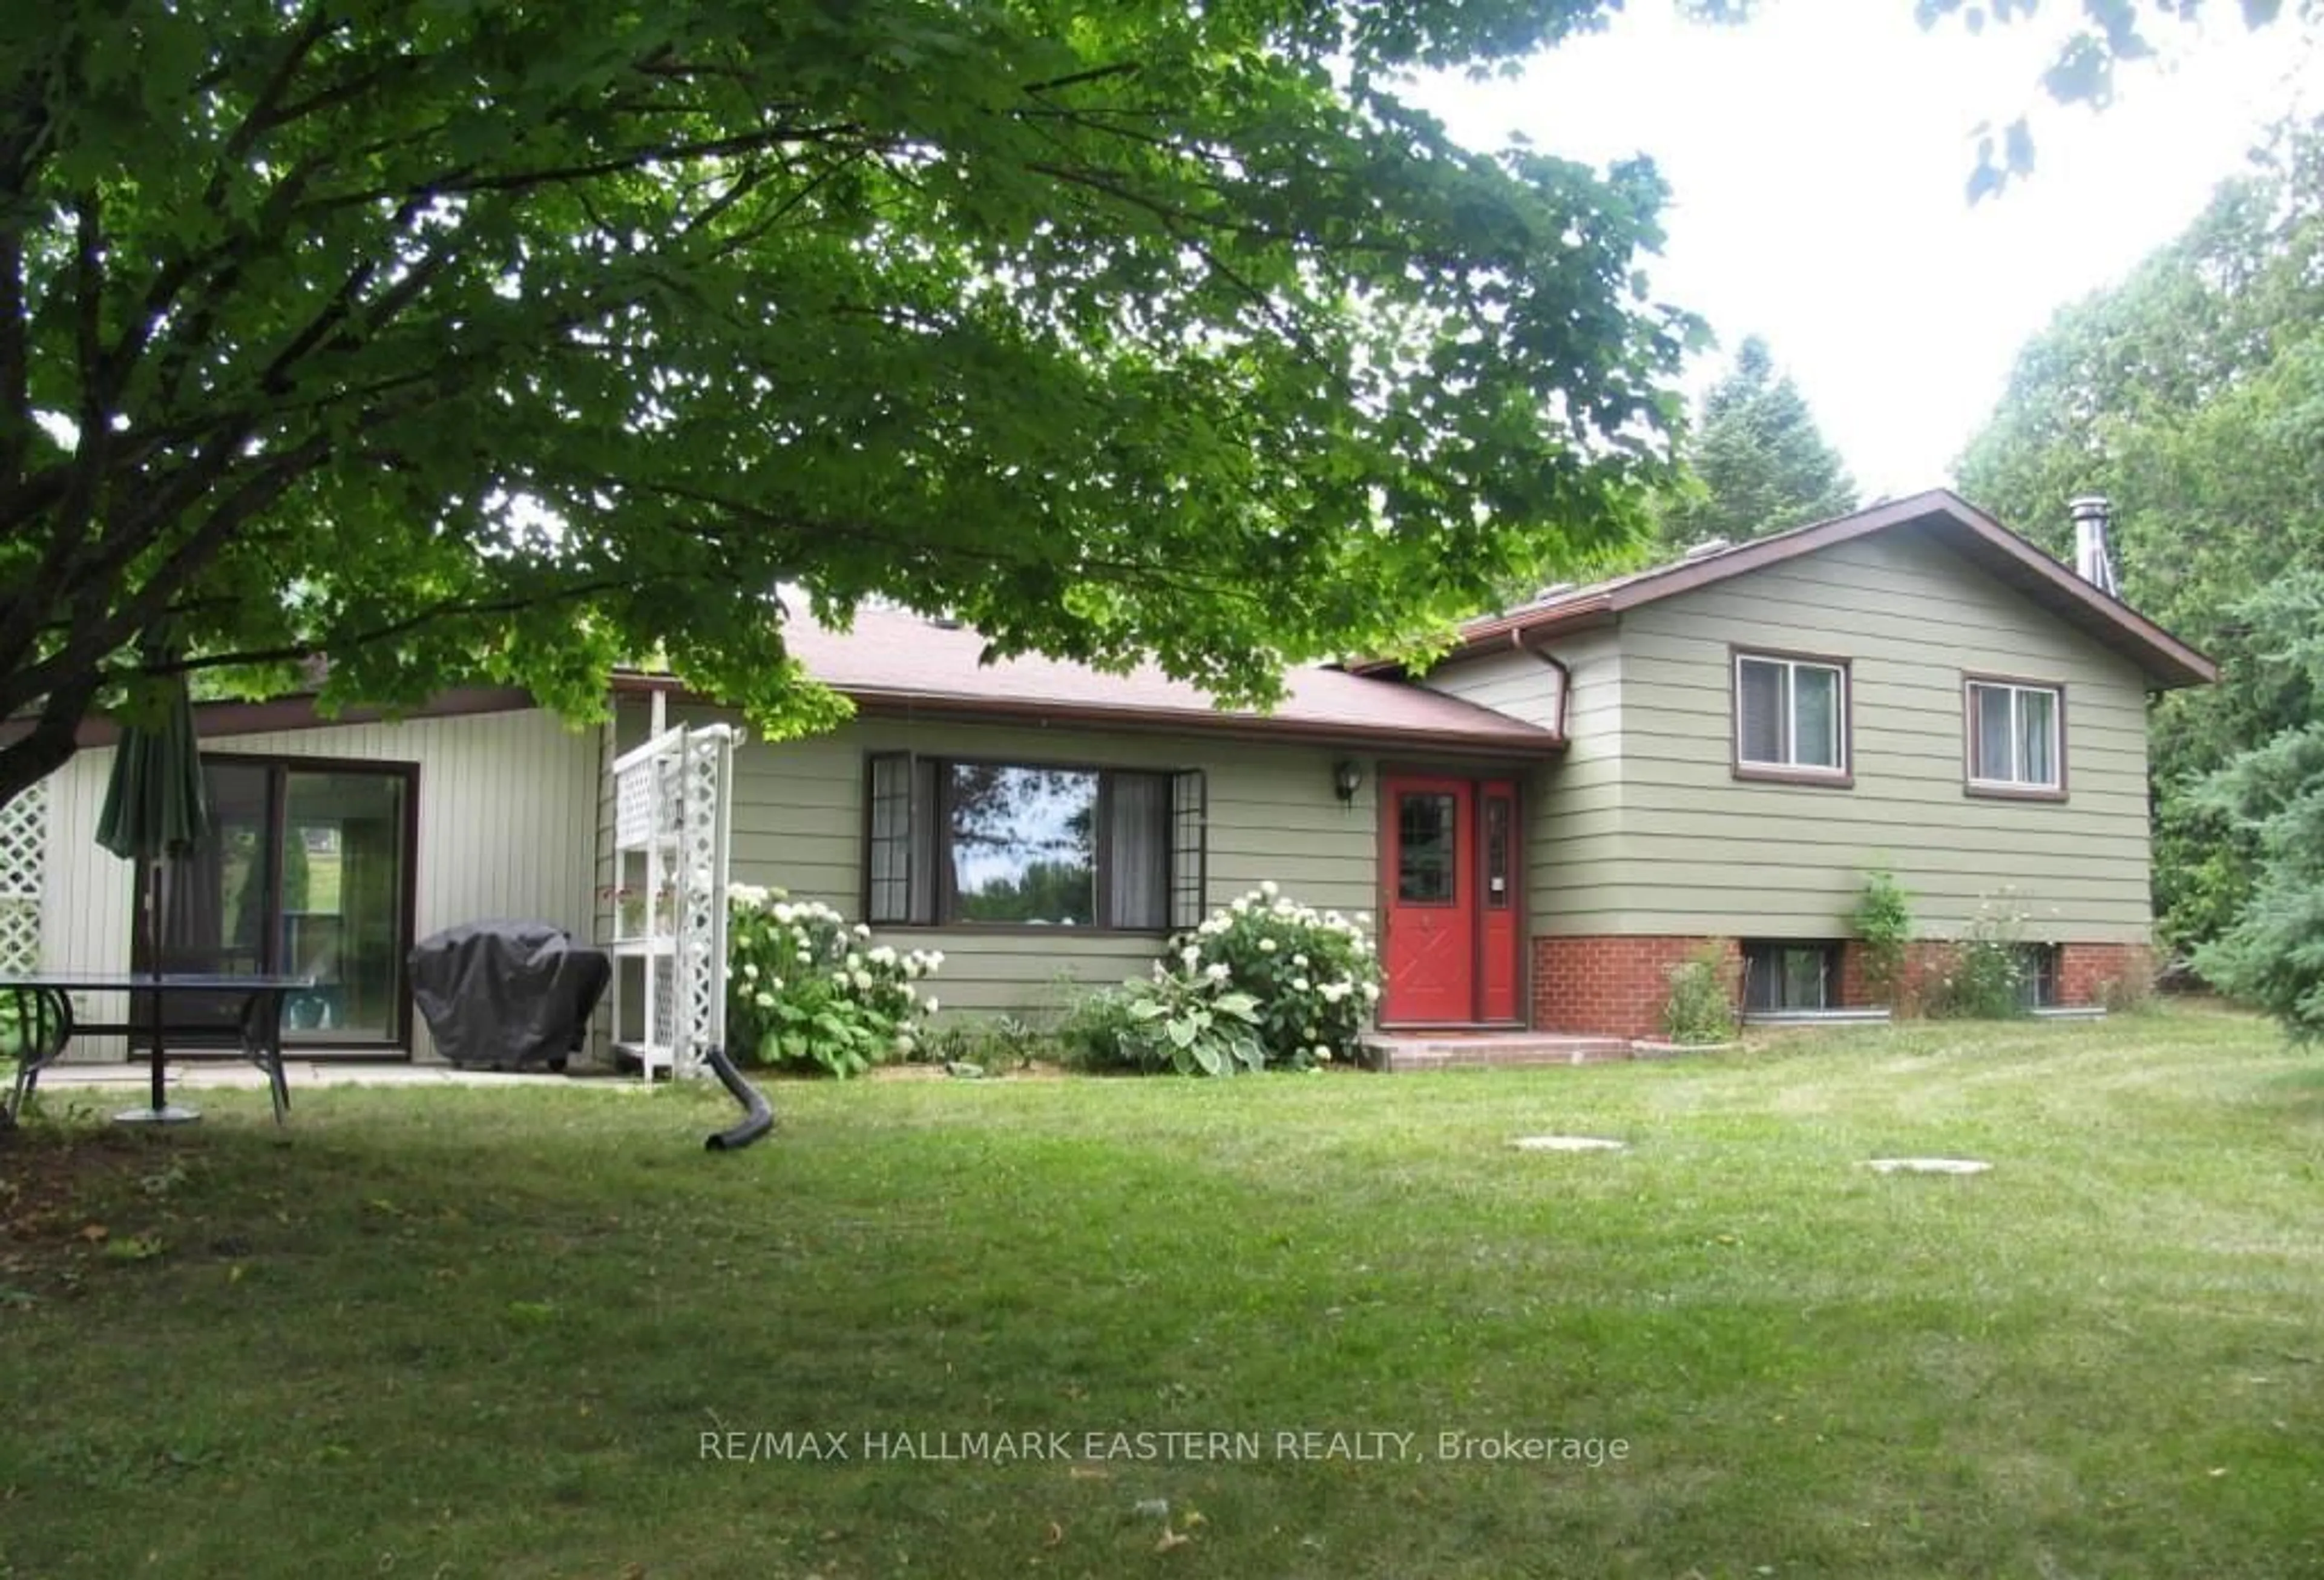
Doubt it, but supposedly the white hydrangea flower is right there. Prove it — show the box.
[1360,981,1380,1001]
[1320,982,1348,1003]
[852,970,873,991]
[741,961,760,980]
[853,923,873,938]
[729,883,769,907]
[773,901,796,923]
[1231,896,1251,913]
[767,978,783,992]
[1355,912,1373,928]
[754,990,775,1008]
[1315,1045,1333,1062]
[1204,963,1230,983]
[869,946,897,967]
[900,983,916,1000]
[1291,977,1311,993]
[845,952,863,971]
[923,996,940,1014]
[1260,880,1279,899]
[929,950,945,967]
[1292,953,1308,967]
[1180,946,1201,968]
[796,948,814,964]
[832,970,852,986]
[1258,938,1277,954]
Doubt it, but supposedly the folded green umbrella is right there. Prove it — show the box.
[96,670,212,1119]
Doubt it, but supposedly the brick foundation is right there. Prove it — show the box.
[1533,935,2155,1036]
[1861,939,2153,1013]
[1531,935,1741,1040]
[2056,943,2155,1007]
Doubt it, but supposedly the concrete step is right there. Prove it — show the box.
[1365,1033,1635,1071]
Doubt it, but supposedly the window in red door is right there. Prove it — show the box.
[1397,793,1458,904]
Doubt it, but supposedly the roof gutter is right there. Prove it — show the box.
[842,689,1566,757]
[1344,593,1615,678]
[1510,630,1574,740]
[611,671,1565,757]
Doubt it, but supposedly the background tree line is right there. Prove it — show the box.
[1957,119,2324,1036]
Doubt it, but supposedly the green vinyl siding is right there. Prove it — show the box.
[1557,525,2155,941]
[1415,628,1626,938]
[609,703,1377,1022]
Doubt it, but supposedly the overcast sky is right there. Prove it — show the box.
[1410,2,2317,501]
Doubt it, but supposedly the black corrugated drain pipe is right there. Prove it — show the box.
[701,1045,776,1151]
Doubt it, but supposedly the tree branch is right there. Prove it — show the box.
[146,575,663,677]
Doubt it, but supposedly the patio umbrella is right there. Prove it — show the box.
[96,668,212,1122]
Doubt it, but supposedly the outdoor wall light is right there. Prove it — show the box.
[1333,760,1364,803]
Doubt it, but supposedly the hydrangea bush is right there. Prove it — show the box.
[1109,883,1380,1074]
[724,885,942,1078]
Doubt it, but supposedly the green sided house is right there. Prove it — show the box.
[11,488,2214,1061]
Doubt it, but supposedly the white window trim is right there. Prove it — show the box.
[1966,679,2064,792]
[1733,652,1850,778]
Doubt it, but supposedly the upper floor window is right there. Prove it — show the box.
[1733,651,1850,784]
[865,754,1205,931]
[1965,679,2063,796]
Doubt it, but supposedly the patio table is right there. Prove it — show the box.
[1,972,313,1127]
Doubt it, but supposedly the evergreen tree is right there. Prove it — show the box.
[1664,338,1857,546]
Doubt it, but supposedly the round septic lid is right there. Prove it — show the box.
[1865,1157,1991,1174]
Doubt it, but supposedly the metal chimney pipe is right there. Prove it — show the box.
[2069,495,2120,597]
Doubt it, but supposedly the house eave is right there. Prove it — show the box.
[1346,490,2220,690]
[611,673,1564,757]
[845,688,1565,757]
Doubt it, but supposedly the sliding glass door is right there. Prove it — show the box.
[137,756,415,1050]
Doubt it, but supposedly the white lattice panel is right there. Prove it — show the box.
[650,953,676,1049]
[614,761,654,848]
[671,728,734,1078]
[0,780,45,973]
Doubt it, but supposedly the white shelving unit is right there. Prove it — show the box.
[606,722,736,1080]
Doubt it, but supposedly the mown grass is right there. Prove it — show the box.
[2,1004,2320,1578]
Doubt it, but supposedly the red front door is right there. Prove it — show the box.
[1381,774,1522,1025]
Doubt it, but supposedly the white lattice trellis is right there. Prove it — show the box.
[0,780,45,974]
[673,726,734,1076]
[608,723,735,1079]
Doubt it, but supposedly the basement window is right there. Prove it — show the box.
[2017,943,2061,1010]
[1742,941,1841,1013]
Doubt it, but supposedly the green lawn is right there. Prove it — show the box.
[4,1006,2321,1578]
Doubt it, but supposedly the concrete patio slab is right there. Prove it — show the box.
[30,1062,642,1091]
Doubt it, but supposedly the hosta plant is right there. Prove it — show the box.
[1144,883,1383,1071]
[724,886,942,1078]
[1118,968,1267,1078]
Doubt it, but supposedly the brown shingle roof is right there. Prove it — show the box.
[1350,489,2218,690]
[623,605,1563,755]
